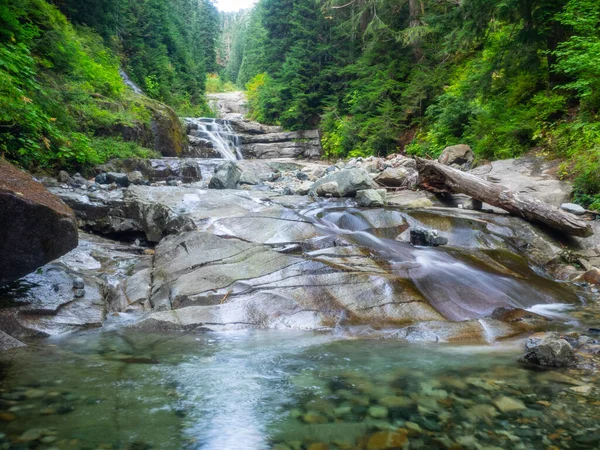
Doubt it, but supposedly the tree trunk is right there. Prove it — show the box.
[415,158,593,237]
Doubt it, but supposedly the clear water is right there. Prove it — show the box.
[1,329,599,449]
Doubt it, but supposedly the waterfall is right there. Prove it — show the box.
[186,118,243,161]
[119,68,144,95]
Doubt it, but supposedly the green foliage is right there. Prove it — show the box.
[205,74,237,94]
[0,0,159,170]
[52,0,220,112]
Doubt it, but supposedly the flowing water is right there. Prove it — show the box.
[1,329,600,449]
[301,204,581,322]
[186,118,243,160]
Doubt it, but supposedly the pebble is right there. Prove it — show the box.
[72,277,85,289]
[302,412,328,424]
[493,396,527,413]
[0,412,15,421]
[19,428,45,441]
[366,430,408,450]
[368,406,388,418]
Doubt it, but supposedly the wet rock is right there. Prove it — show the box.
[72,277,85,289]
[438,144,474,170]
[356,189,387,207]
[581,268,600,285]
[493,396,526,413]
[561,203,586,215]
[302,412,328,424]
[0,331,25,350]
[95,172,129,187]
[409,228,448,246]
[366,430,408,450]
[209,161,242,189]
[310,168,377,197]
[0,159,78,284]
[524,332,575,367]
[368,406,388,418]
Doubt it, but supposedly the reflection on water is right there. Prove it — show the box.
[1,330,599,449]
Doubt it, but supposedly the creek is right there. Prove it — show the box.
[1,96,599,449]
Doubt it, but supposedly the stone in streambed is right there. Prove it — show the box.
[356,189,387,207]
[310,168,377,197]
[368,406,389,418]
[581,268,600,285]
[375,166,418,189]
[0,159,78,284]
[493,396,526,413]
[524,332,575,367]
[209,161,242,189]
[409,228,448,246]
[366,430,408,450]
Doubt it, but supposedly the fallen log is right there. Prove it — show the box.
[415,157,593,237]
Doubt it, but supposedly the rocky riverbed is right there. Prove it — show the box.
[2,104,600,448]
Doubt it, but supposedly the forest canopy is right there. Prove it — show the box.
[218,0,600,208]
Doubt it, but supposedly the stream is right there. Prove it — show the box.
[1,104,600,449]
[1,329,600,450]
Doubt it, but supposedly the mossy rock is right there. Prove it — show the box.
[144,98,189,157]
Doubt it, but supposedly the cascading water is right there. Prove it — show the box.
[186,118,243,160]
[299,203,579,321]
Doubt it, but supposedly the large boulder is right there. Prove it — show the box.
[375,166,418,188]
[469,156,572,206]
[310,168,377,197]
[147,100,189,157]
[209,161,242,189]
[438,144,475,170]
[0,160,78,284]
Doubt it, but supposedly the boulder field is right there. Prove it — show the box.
[1,151,599,357]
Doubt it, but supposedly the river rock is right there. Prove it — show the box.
[375,166,418,188]
[410,228,448,246]
[581,268,600,285]
[127,171,145,185]
[524,332,575,367]
[0,159,78,284]
[356,189,387,207]
[438,144,474,170]
[561,203,586,215]
[209,161,242,189]
[493,396,526,413]
[469,156,572,206]
[310,168,377,197]
[0,330,26,350]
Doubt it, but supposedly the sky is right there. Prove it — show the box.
[214,0,258,12]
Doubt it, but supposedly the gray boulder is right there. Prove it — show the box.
[127,171,145,185]
[524,332,575,367]
[310,168,377,197]
[438,144,475,170]
[209,161,242,189]
[375,166,418,188]
[356,189,387,207]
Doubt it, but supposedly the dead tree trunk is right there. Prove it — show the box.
[415,157,593,237]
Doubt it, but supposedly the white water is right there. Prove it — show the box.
[187,118,243,160]
[119,68,144,95]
